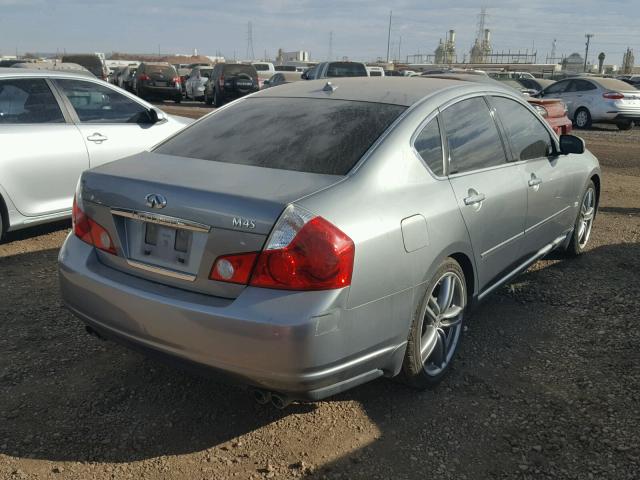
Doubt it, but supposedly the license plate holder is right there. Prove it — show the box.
[142,223,192,266]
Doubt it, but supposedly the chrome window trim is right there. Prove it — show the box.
[111,208,211,233]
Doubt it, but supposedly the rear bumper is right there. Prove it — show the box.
[58,234,401,400]
[139,85,181,98]
[545,116,573,135]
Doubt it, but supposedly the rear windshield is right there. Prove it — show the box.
[593,78,637,91]
[145,65,176,76]
[223,64,257,77]
[327,62,368,77]
[155,97,406,175]
[61,55,102,75]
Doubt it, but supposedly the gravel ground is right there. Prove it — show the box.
[1,119,638,480]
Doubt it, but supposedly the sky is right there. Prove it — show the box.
[0,0,638,66]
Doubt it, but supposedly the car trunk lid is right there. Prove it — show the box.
[80,151,342,298]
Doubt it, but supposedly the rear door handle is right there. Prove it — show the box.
[87,133,108,143]
[528,176,543,187]
[463,192,486,206]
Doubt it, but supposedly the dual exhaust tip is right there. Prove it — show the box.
[253,388,292,409]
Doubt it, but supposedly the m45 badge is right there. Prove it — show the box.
[232,217,256,229]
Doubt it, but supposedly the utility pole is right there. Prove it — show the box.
[386,10,392,63]
[246,21,255,60]
[398,35,402,63]
[584,33,594,72]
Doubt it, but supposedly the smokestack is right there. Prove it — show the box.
[449,29,456,44]
[484,29,491,43]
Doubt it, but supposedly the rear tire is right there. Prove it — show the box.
[204,90,213,106]
[400,258,467,389]
[565,180,596,257]
[617,120,633,131]
[174,96,181,104]
[574,108,592,129]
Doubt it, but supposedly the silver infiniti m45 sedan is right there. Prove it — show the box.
[59,77,600,407]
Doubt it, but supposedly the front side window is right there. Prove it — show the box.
[544,80,570,94]
[55,79,149,123]
[492,97,553,161]
[442,97,507,174]
[414,117,444,176]
[0,78,64,124]
[155,97,406,175]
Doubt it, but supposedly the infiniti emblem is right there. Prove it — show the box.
[145,193,167,209]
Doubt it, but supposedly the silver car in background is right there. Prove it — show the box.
[0,69,192,239]
[59,78,600,407]
[539,76,640,130]
[184,66,212,100]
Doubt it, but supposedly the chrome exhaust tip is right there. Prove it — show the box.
[253,389,272,405]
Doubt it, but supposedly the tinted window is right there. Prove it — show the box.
[569,80,597,92]
[0,78,64,124]
[155,98,406,175]
[442,97,507,174]
[369,70,383,77]
[327,62,368,77]
[492,97,553,161]
[222,65,257,79]
[55,79,149,123]
[143,64,177,76]
[544,80,570,94]
[414,117,444,176]
[253,64,270,71]
[62,55,104,77]
[200,69,213,78]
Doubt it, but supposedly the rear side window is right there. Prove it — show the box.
[492,97,553,161]
[414,117,444,176]
[0,78,64,124]
[253,64,270,71]
[569,80,597,92]
[327,62,368,77]
[55,79,149,123]
[442,97,507,174]
[155,97,406,175]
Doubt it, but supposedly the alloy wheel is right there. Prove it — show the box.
[419,271,465,376]
[578,186,595,248]
[576,110,589,128]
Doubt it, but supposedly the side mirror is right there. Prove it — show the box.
[146,108,166,124]
[559,135,585,155]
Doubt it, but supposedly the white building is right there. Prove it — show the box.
[282,51,310,62]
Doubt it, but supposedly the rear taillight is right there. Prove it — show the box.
[139,74,150,81]
[603,92,624,100]
[172,76,181,84]
[219,75,225,87]
[72,196,116,255]
[209,205,355,291]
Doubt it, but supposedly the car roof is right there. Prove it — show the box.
[252,76,508,106]
[0,67,101,80]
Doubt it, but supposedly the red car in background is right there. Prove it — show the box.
[527,98,573,135]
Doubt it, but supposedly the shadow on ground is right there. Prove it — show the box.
[0,241,638,478]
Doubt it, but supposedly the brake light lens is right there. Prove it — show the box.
[209,205,355,291]
[72,196,116,255]
[139,74,150,81]
[603,92,624,100]
[172,76,181,84]
[219,75,225,87]
[210,252,259,284]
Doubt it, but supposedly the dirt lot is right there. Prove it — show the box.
[1,114,638,479]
